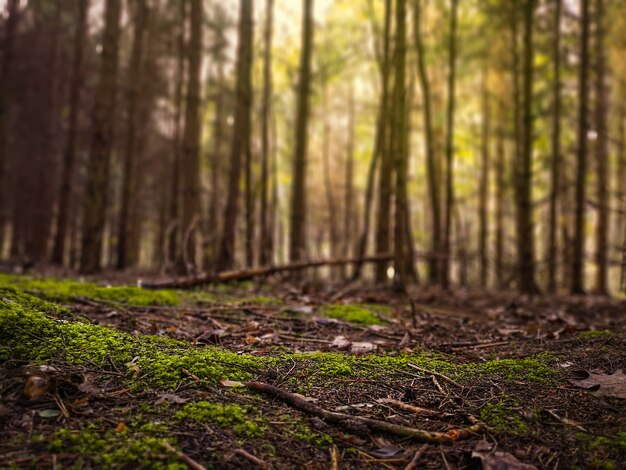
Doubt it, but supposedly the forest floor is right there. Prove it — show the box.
[0,273,625,469]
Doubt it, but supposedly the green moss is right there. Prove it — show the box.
[0,274,183,306]
[479,397,529,436]
[175,402,265,437]
[318,304,384,325]
[578,330,615,340]
[45,425,186,469]
[288,422,333,447]
[0,287,263,388]
[471,353,558,383]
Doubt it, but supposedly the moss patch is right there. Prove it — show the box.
[318,304,384,325]
[479,397,529,436]
[0,274,184,306]
[43,424,185,469]
[0,287,263,388]
[175,402,265,437]
[578,330,615,340]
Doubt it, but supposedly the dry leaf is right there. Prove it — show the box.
[351,342,377,354]
[569,369,626,399]
[472,450,538,470]
[220,380,244,388]
[331,335,351,350]
[155,393,188,405]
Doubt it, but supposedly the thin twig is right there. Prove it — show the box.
[162,442,207,470]
[233,449,267,468]
[404,444,428,470]
[247,381,481,444]
[407,363,463,388]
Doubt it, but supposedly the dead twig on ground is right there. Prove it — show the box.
[404,444,428,470]
[162,442,207,470]
[407,363,463,388]
[247,381,481,444]
[233,449,267,468]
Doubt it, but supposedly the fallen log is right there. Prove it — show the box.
[143,253,394,289]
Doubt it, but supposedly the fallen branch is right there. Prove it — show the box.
[144,254,393,289]
[162,442,207,470]
[232,449,267,468]
[247,381,481,444]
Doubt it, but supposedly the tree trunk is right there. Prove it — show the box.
[392,0,408,290]
[353,0,392,281]
[571,0,590,294]
[479,69,490,289]
[514,0,538,294]
[216,0,254,272]
[593,0,609,295]
[0,0,20,255]
[117,0,148,270]
[442,0,459,290]
[546,0,562,293]
[495,109,506,287]
[374,0,394,283]
[413,0,441,285]
[79,0,122,274]
[179,0,202,273]
[617,105,626,292]
[168,0,186,269]
[321,83,339,277]
[259,0,274,267]
[343,85,355,278]
[51,0,88,265]
[289,0,314,264]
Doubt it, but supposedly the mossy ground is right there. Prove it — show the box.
[1,275,625,469]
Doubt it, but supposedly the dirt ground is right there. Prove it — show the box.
[1,276,625,469]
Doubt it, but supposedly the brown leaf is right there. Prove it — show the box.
[351,342,377,354]
[569,369,626,399]
[472,450,538,470]
[155,393,188,405]
[331,335,351,350]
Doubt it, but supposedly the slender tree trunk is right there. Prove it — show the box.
[0,0,20,255]
[495,110,505,286]
[79,0,122,274]
[593,0,609,295]
[353,0,392,281]
[374,0,395,283]
[546,0,562,292]
[392,0,408,290]
[179,0,202,273]
[413,0,441,285]
[321,83,339,276]
[343,85,355,277]
[479,69,490,289]
[617,105,626,292]
[571,0,590,294]
[217,0,254,271]
[168,0,186,268]
[117,0,148,269]
[442,0,459,290]
[259,0,274,266]
[51,0,88,265]
[289,0,314,263]
[515,0,538,294]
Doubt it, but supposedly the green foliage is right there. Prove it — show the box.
[318,304,384,325]
[479,397,529,436]
[45,425,185,469]
[288,422,333,447]
[175,402,265,438]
